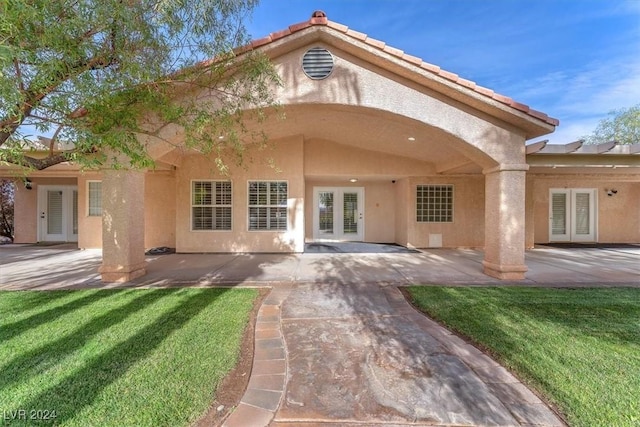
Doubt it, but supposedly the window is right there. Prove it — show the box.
[417,185,453,222]
[88,181,102,216]
[192,181,232,231]
[248,181,287,231]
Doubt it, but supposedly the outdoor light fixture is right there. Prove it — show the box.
[349,178,358,183]
[407,137,416,142]
[24,178,32,190]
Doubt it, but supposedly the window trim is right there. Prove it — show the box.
[247,180,289,232]
[416,184,454,223]
[87,180,102,217]
[190,180,233,232]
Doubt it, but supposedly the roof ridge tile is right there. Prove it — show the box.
[345,28,367,41]
[288,21,310,33]
[327,21,348,32]
[384,45,405,58]
[365,37,386,50]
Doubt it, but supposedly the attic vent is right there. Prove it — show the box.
[302,47,334,79]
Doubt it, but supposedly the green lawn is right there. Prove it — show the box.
[0,288,258,426]
[406,287,640,427]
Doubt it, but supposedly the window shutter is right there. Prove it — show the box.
[47,191,63,234]
[551,193,567,235]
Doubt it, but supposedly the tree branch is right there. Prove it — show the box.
[49,124,64,156]
[0,54,117,148]
[13,58,25,92]
[1,152,71,170]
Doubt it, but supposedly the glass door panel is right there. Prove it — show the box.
[47,190,64,235]
[571,190,596,242]
[318,191,334,236]
[550,191,569,241]
[343,192,358,235]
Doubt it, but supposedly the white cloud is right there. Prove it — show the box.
[518,53,640,144]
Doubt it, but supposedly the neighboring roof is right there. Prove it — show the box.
[236,10,559,128]
[527,140,640,155]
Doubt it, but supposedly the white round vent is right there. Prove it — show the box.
[302,47,334,79]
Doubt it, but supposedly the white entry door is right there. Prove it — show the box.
[549,189,597,242]
[313,187,364,241]
[38,186,78,242]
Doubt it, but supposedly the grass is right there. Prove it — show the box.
[406,287,640,427]
[0,288,258,426]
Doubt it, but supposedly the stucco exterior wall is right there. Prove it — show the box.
[531,176,640,243]
[272,42,527,168]
[13,177,77,244]
[304,139,434,177]
[175,136,305,253]
[304,180,396,243]
[77,174,102,249]
[394,178,410,247]
[76,172,177,250]
[400,176,485,248]
[13,181,38,243]
[145,171,176,249]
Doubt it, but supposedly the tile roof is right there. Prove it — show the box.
[527,139,640,155]
[237,10,560,128]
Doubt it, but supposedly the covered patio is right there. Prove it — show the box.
[1,243,638,290]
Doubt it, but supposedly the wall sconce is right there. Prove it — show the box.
[605,188,618,197]
[24,178,32,190]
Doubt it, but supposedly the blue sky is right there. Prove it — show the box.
[246,0,640,144]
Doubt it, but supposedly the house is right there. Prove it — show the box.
[2,11,639,282]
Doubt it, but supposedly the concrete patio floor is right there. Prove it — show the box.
[1,243,638,290]
[1,243,638,426]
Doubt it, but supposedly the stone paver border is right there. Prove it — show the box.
[223,284,293,427]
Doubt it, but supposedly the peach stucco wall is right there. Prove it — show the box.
[399,176,485,248]
[77,174,102,249]
[394,178,410,247]
[13,177,76,244]
[304,180,396,243]
[175,136,305,253]
[13,181,38,243]
[271,41,529,168]
[304,139,435,178]
[530,176,640,244]
[144,171,176,249]
[76,171,177,249]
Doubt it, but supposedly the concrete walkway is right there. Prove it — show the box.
[224,282,565,426]
[1,243,639,426]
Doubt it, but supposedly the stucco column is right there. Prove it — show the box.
[99,169,146,282]
[482,164,529,280]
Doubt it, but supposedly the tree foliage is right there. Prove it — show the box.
[0,179,14,240]
[584,104,640,145]
[0,0,279,171]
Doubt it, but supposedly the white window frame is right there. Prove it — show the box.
[549,188,597,242]
[87,180,102,217]
[247,180,288,231]
[416,184,454,223]
[191,180,233,231]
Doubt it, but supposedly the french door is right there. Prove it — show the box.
[38,186,79,242]
[313,187,364,241]
[549,189,596,242]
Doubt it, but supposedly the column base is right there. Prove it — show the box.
[482,260,528,280]
[99,262,147,283]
